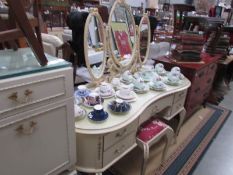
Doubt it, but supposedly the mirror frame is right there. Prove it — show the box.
[108,0,137,71]
[84,8,107,83]
[138,13,151,65]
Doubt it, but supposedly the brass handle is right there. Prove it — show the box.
[116,128,127,138]
[8,92,18,102]
[15,121,37,135]
[24,89,33,96]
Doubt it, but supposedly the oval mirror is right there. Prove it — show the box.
[108,0,137,69]
[139,14,151,64]
[84,9,106,82]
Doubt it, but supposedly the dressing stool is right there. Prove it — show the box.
[136,119,174,175]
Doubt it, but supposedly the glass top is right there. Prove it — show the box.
[0,48,71,80]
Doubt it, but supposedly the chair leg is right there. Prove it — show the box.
[141,144,150,175]
[161,128,174,162]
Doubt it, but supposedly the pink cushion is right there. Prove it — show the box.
[137,119,167,143]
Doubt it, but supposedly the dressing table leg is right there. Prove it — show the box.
[175,108,186,143]
[95,173,102,175]
[141,144,149,175]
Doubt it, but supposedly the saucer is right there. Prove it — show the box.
[108,102,131,114]
[150,85,166,91]
[95,87,115,99]
[116,90,137,100]
[120,77,133,84]
[134,85,149,94]
[87,111,108,122]
[75,89,90,97]
[164,78,180,86]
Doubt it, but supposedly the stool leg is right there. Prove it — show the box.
[175,108,186,143]
[162,128,174,162]
[141,144,150,175]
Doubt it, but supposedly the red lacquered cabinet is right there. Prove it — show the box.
[154,53,219,117]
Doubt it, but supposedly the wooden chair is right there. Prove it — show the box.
[0,0,47,66]
[173,4,195,35]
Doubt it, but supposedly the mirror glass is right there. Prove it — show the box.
[109,2,136,67]
[85,13,106,80]
[139,16,150,64]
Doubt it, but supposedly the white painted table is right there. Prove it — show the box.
[75,78,191,173]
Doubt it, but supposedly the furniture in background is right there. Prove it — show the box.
[0,0,47,66]
[154,53,220,117]
[0,48,76,175]
[172,4,195,35]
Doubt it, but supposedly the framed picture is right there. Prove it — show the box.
[111,22,132,57]
[100,0,110,5]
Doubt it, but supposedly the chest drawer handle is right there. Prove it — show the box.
[15,121,37,135]
[115,128,127,138]
[8,92,18,102]
[24,89,33,96]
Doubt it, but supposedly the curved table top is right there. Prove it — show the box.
[75,78,191,135]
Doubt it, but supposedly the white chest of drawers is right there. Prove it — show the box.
[0,67,76,175]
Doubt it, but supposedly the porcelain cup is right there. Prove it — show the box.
[111,78,121,87]
[119,85,132,97]
[85,92,101,106]
[93,104,105,120]
[74,105,84,117]
[171,66,181,74]
[76,85,89,97]
[153,80,166,89]
[167,72,180,83]
[99,83,112,94]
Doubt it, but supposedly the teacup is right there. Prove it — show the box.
[99,82,112,95]
[119,85,132,97]
[92,104,106,120]
[111,78,121,88]
[85,92,102,106]
[76,85,89,97]
[171,66,181,74]
[74,105,85,119]
[152,81,166,89]
[167,72,180,84]
[122,71,133,82]
[133,79,145,90]
[155,63,164,70]
[109,98,130,113]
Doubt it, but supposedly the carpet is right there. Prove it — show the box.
[109,104,231,175]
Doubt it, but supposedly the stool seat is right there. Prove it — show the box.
[137,119,167,142]
[136,119,174,175]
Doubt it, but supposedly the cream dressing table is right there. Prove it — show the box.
[75,2,191,173]
[75,79,190,173]
[0,48,76,175]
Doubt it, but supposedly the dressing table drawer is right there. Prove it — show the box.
[104,119,138,150]
[174,90,187,103]
[103,132,136,167]
[139,95,174,124]
[0,68,73,119]
[171,95,186,115]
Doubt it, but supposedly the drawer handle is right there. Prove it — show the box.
[114,145,125,155]
[115,128,127,138]
[24,89,33,97]
[15,121,37,135]
[8,92,18,102]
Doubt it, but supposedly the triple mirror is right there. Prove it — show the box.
[83,0,151,84]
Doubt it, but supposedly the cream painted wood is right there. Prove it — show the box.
[84,8,107,84]
[75,78,191,173]
[108,0,137,71]
[138,13,151,65]
[0,67,76,175]
[103,131,136,166]
[104,119,138,150]
[0,68,73,119]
